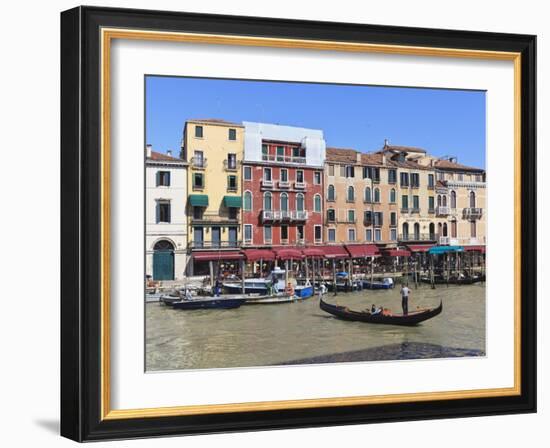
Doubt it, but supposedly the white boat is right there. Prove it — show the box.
[223,267,288,294]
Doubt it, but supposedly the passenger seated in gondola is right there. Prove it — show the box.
[371,304,376,313]
[372,306,382,316]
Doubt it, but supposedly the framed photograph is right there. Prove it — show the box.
[60,6,536,441]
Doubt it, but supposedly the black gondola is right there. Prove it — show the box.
[319,297,442,326]
[420,275,484,285]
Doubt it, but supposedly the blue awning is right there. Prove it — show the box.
[428,246,464,255]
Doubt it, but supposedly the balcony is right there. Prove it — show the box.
[436,206,450,216]
[188,240,242,250]
[190,157,207,169]
[463,207,483,220]
[428,208,435,214]
[261,210,308,222]
[399,233,437,242]
[291,210,308,221]
[410,207,420,214]
[278,180,291,188]
[261,154,307,164]
[261,179,274,189]
[401,207,410,214]
[294,181,307,190]
[223,159,240,171]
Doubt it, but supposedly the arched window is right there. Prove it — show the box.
[451,220,457,238]
[243,191,252,211]
[469,191,476,208]
[450,190,457,209]
[314,194,322,212]
[402,222,409,239]
[263,192,272,210]
[438,222,442,237]
[389,188,396,203]
[443,223,448,237]
[429,223,435,239]
[281,192,290,211]
[437,195,442,206]
[347,186,355,201]
[154,240,174,251]
[327,185,335,201]
[374,188,380,203]
[296,193,305,212]
[414,223,420,240]
[442,195,447,207]
[364,186,372,203]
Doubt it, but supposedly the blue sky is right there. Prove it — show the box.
[146,76,486,169]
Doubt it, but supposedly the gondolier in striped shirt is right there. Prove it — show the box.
[400,284,411,315]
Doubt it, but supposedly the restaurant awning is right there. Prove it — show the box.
[302,247,325,257]
[273,247,304,260]
[407,244,433,253]
[464,245,486,253]
[383,249,411,257]
[345,244,380,258]
[320,245,350,259]
[428,246,464,255]
[188,194,209,207]
[193,251,243,261]
[223,195,242,208]
[242,249,276,261]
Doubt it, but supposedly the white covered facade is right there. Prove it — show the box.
[145,145,188,281]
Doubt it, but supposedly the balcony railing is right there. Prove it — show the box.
[261,154,307,164]
[401,207,410,213]
[442,236,486,246]
[399,233,437,242]
[223,159,240,171]
[428,208,435,214]
[261,210,308,222]
[294,181,307,189]
[190,157,207,169]
[436,206,449,216]
[463,207,483,220]
[261,179,274,188]
[278,180,290,188]
[188,240,241,250]
[410,207,420,214]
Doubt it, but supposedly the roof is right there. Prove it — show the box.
[187,118,243,127]
[360,153,384,166]
[434,159,485,173]
[148,150,182,162]
[382,144,427,154]
[326,147,359,163]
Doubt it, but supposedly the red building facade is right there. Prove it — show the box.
[242,140,324,247]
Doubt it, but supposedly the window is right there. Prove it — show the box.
[365,229,372,241]
[193,150,204,167]
[314,225,322,242]
[263,192,272,210]
[414,223,420,239]
[401,195,409,210]
[264,225,272,243]
[244,224,253,243]
[314,171,322,185]
[402,223,409,238]
[451,190,457,208]
[243,191,252,211]
[280,193,288,211]
[228,128,236,141]
[374,188,380,203]
[328,228,336,242]
[328,164,335,176]
[374,212,383,227]
[469,191,476,208]
[262,144,269,160]
[276,146,285,161]
[364,187,372,203]
[228,208,238,219]
[280,169,288,182]
[413,195,420,210]
[389,188,396,203]
[428,196,435,211]
[227,153,237,169]
[281,225,288,241]
[451,220,457,238]
[263,167,272,181]
[411,173,420,188]
[400,172,409,187]
[372,167,380,183]
[428,174,435,188]
[390,212,397,226]
[243,166,252,180]
[195,125,203,138]
[296,193,305,212]
[471,221,477,237]
[348,228,356,241]
[327,185,335,201]
[363,166,371,179]
[442,195,447,207]
[345,166,355,178]
[388,169,397,184]
[364,210,373,225]
[157,171,170,186]
[327,208,335,222]
[458,173,464,181]
[193,173,204,189]
[296,170,304,183]
[347,186,355,202]
[157,201,171,223]
[314,194,322,212]
[297,225,305,241]
[348,210,355,222]
[227,175,237,191]
[390,228,397,241]
[193,206,203,220]
[374,229,381,241]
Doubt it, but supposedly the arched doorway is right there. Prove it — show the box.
[153,240,175,280]
[413,223,420,240]
[429,223,435,240]
[402,222,409,240]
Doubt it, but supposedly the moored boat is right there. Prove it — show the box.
[223,267,287,294]
[244,293,295,304]
[420,274,484,285]
[171,297,245,310]
[319,297,442,326]
[362,277,395,290]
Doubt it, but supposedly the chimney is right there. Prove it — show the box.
[356,151,361,163]
[167,149,172,157]
[384,138,389,148]
[382,153,386,165]
[146,144,152,158]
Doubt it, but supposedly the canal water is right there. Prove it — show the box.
[146,283,486,371]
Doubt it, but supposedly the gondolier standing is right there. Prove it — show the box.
[400,284,411,315]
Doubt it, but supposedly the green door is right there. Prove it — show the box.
[153,250,174,280]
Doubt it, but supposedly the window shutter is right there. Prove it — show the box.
[166,171,170,186]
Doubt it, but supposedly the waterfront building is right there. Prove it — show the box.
[181,119,245,275]
[241,122,325,247]
[145,145,188,280]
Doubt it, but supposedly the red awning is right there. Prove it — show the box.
[407,244,434,253]
[464,245,486,253]
[383,249,411,257]
[273,247,304,260]
[320,245,350,259]
[242,249,276,261]
[302,247,325,257]
[193,251,243,261]
[345,244,380,258]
